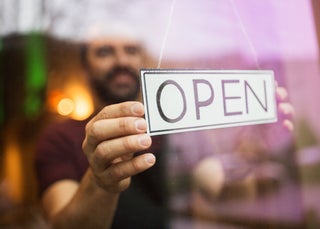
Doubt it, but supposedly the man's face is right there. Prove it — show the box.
[85,37,145,105]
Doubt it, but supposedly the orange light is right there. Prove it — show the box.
[3,139,23,203]
[52,86,94,120]
[57,98,74,116]
[71,95,93,120]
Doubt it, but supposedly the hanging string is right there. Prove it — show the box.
[157,0,260,69]
[228,0,261,69]
[157,0,176,69]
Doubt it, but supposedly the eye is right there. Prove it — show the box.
[95,46,114,57]
[124,45,141,55]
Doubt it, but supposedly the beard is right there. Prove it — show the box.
[89,66,140,105]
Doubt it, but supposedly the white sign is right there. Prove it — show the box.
[140,69,277,136]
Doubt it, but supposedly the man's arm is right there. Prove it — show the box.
[42,171,119,228]
[41,102,155,229]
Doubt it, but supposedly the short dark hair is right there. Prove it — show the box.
[79,43,88,69]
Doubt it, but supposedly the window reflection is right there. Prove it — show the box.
[0,1,320,228]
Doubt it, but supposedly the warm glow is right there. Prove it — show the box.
[3,139,23,203]
[70,93,94,120]
[57,98,74,116]
[49,81,94,120]
[69,83,93,120]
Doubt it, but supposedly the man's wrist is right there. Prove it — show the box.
[85,169,121,198]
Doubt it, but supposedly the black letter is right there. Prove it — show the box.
[222,80,243,116]
[193,79,214,120]
[156,80,187,123]
[244,80,268,113]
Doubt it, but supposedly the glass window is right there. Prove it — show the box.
[1,1,320,228]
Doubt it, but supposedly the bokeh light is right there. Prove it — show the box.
[57,98,74,116]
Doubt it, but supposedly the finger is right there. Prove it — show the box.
[278,102,295,132]
[276,86,288,102]
[91,134,152,172]
[278,102,295,118]
[83,117,148,154]
[89,117,147,142]
[92,102,144,123]
[120,153,134,162]
[106,153,156,182]
[283,119,294,132]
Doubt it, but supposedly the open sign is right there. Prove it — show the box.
[140,69,277,136]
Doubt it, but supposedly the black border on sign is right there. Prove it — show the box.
[140,69,276,136]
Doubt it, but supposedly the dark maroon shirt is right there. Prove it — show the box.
[35,118,168,229]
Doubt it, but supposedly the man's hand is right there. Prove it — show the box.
[82,101,155,193]
[276,86,294,131]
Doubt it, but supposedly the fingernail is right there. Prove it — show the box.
[283,120,294,132]
[138,135,151,147]
[145,154,156,165]
[135,119,147,132]
[279,103,291,115]
[132,103,144,115]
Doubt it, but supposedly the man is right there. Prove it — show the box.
[36,36,169,228]
[35,34,294,229]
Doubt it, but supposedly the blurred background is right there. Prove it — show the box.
[1,0,320,228]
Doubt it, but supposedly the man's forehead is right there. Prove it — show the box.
[87,37,143,48]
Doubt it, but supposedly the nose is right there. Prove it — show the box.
[116,49,130,66]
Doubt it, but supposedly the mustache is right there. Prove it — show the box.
[105,66,139,82]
